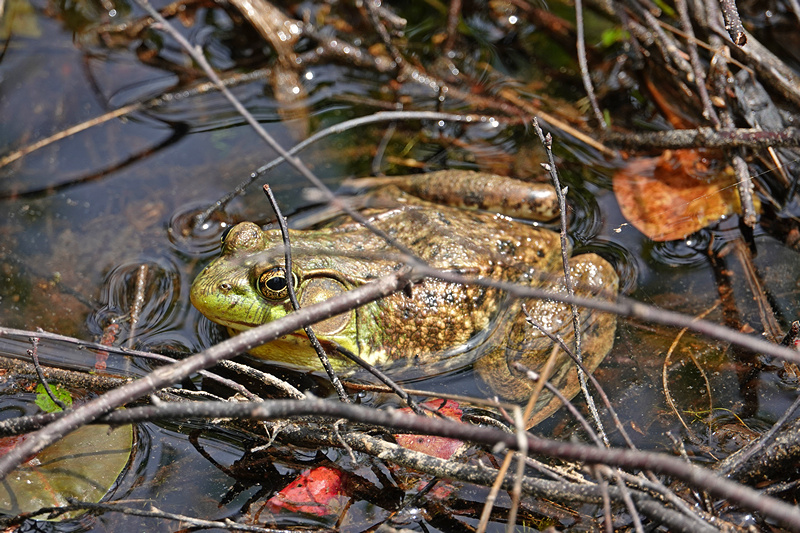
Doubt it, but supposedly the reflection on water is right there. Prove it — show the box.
[1,0,800,529]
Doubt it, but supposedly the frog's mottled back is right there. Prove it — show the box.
[190,170,618,424]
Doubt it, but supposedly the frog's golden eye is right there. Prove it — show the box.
[258,267,297,300]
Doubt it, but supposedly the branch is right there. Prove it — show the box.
[604,127,800,150]
[92,399,800,530]
[0,269,414,480]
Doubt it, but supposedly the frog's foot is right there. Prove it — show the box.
[474,253,619,427]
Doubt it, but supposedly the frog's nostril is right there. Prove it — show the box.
[219,282,232,291]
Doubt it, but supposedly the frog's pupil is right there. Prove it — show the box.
[267,276,287,291]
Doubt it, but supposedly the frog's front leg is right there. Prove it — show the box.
[474,253,619,427]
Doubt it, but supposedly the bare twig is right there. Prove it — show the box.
[612,468,644,533]
[262,184,350,403]
[675,0,720,127]
[409,263,800,366]
[718,0,746,45]
[332,343,424,415]
[575,0,607,129]
[58,500,301,532]
[27,337,67,411]
[507,408,527,533]
[533,118,607,445]
[215,360,303,399]
[0,328,261,400]
[85,398,800,530]
[127,264,148,348]
[717,393,800,477]
[604,127,800,150]
[195,110,484,223]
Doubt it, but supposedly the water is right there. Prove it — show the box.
[2,0,800,530]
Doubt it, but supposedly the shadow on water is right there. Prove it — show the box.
[2,0,800,530]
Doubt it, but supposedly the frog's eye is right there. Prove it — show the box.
[258,267,297,300]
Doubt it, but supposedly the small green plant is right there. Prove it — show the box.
[35,383,73,413]
[600,27,630,47]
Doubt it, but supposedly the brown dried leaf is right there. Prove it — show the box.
[613,149,752,241]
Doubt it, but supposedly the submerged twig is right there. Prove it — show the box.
[194,110,483,224]
[127,264,148,348]
[662,303,719,442]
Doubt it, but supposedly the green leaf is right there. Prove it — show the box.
[600,27,630,47]
[0,424,134,520]
[35,383,73,413]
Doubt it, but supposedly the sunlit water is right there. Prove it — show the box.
[2,0,800,530]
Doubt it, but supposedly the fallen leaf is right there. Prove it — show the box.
[267,466,349,516]
[613,149,753,241]
[395,399,464,460]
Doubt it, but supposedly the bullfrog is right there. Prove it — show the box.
[191,170,619,425]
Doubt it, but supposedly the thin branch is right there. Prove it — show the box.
[27,337,67,411]
[0,269,414,480]
[718,0,746,45]
[409,263,800,366]
[0,329,261,400]
[604,127,800,150]
[195,110,483,224]
[262,184,350,403]
[675,0,720,127]
[87,398,800,531]
[332,343,425,415]
[533,117,607,445]
[575,0,607,128]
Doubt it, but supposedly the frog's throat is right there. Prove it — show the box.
[226,327,374,374]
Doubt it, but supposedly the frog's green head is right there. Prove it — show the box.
[190,222,363,372]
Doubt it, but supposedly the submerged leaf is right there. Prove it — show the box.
[613,149,754,241]
[395,399,464,460]
[267,466,348,516]
[0,424,133,520]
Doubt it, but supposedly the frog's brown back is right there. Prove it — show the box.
[345,205,566,366]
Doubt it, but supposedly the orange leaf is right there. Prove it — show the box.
[613,149,750,241]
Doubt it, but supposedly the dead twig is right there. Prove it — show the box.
[604,127,800,150]
[262,184,350,403]
[534,118,607,445]
[575,0,607,129]
[27,337,67,411]
[717,0,746,45]
[86,398,800,530]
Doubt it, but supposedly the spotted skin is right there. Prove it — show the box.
[190,170,618,422]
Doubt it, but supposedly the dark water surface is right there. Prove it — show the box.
[2,0,800,530]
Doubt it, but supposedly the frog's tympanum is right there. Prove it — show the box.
[191,170,619,425]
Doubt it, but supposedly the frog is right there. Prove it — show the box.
[191,170,619,426]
